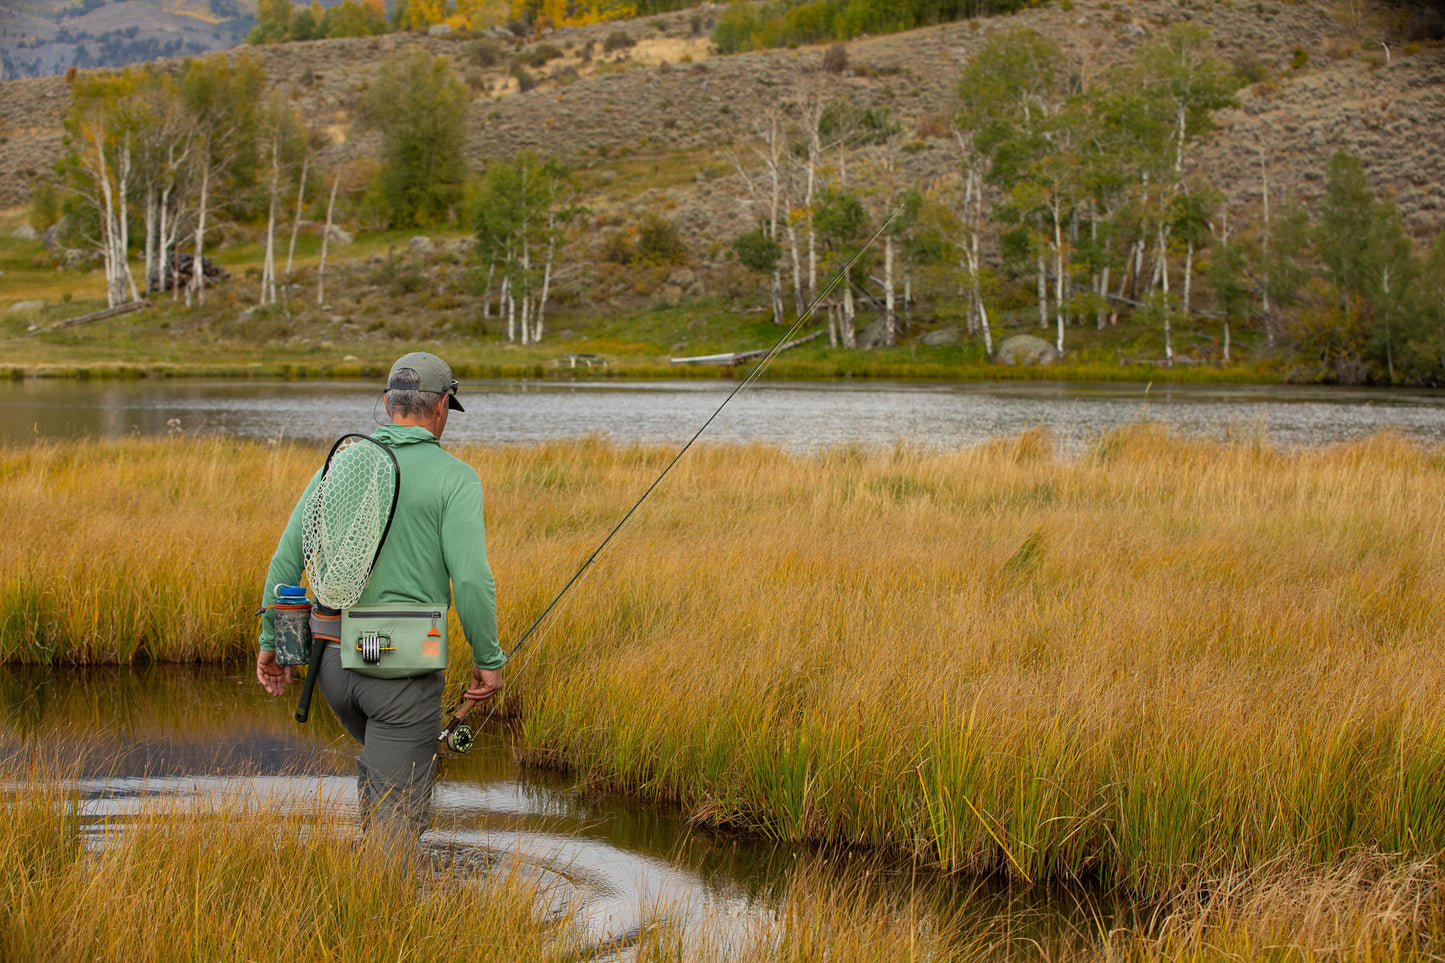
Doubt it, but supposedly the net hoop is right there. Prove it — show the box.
[301,433,401,610]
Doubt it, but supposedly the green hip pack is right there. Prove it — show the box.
[340,603,448,678]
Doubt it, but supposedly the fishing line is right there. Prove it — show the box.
[505,201,906,661]
[439,201,905,746]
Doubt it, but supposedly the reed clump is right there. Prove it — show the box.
[6,430,1445,895]
[0,767,571,961]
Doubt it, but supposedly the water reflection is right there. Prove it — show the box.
[4,377,1445,451]
[1,664,1122,952]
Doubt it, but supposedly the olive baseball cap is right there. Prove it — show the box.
[387,351,464,411]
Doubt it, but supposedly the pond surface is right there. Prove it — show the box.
[5,377,1445,452]
[1,665,1116,955]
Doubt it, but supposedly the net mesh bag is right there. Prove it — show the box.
[302,437,398,609]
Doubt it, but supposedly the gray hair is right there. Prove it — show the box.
[385,367,445,418]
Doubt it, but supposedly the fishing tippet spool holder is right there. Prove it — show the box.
[435,203,908,754]
[356,631,394,664]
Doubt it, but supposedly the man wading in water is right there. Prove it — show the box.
[254,351,504,840]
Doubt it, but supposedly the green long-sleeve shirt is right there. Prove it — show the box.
[257,424,504,670]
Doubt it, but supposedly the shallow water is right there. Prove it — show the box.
[1,664,1118,954]
[5,377,1445,452]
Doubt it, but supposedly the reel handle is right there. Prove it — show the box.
[294,635,326,723]
[438,696,479,743]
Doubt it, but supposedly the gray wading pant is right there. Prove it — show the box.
[316,645,445,839]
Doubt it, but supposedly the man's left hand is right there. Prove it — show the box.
[256,650,292,696]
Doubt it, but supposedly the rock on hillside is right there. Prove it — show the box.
[1,0,1442,241]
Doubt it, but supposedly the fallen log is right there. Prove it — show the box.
[670,328,824,366]
[9,300,148,341]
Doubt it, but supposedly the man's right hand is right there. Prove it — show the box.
[256,649,291,697]
[465,665,503,703]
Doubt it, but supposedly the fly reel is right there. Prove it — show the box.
[443,722,475,753]
[439,698,479,754]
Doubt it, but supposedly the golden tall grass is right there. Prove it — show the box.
[0,767,573,961]
[7,770,1442,961]
[5,430,1445,896]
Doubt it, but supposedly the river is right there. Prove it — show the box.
[5,377,1445,451]
[1,665,1116,955]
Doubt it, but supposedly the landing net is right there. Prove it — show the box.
[302,435,400,610]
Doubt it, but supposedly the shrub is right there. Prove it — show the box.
[512,65,537,91]
[1291,45,1309,69]
[731,226,781,274]
[635,213,689,266]
[822,42,847,73]
[603,30,635,53]
[598,214,690,267]
[468,39,503,67]
[600,228,635,265]
[527,42,562,67]
[1231,49,1271,85]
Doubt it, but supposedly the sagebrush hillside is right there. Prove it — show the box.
[2,0,1442,240]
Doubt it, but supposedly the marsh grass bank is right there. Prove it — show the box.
[7,771,1445,960]
[0,770,572,961]
[4,432,1445,898]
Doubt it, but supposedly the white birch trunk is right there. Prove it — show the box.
[976,288,993,358]
[285,146,309,286]
[883,234,896,347]
[143,183,157,296]
[786,220,804,317]
[116,137,137,303]
[158,184,170,294]
[536,229,555,344]
[89,127,124,307]
[481,259,495,320]
[190,156,211,307]
[317,169,340,307]
[262,182,279,306]
[503,270,515,343]
[1182,239,1193,317]
[1160,224,1173,368]
[1053,200,1065,352]
[1037,253,1048,329]
[1130,238,1144,301]
[1097,265,1110,330]
[1259,142,1273,344]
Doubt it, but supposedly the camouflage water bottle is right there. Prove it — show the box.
[272,584,312,666]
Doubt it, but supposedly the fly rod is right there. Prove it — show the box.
[439,203,906,752]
